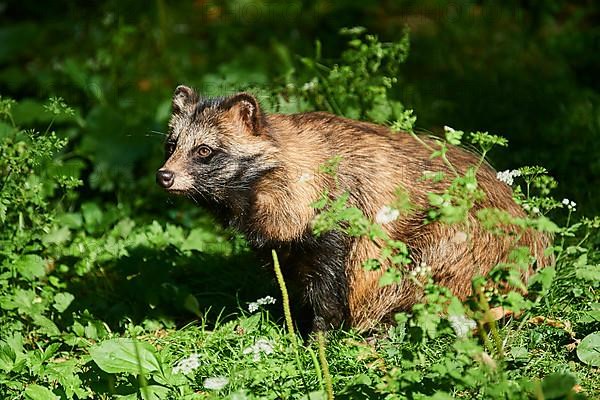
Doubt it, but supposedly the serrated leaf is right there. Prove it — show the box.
[33,315,61,337]
[575,264,600,282]
[90,338,161,375]
[15,254,46,280]
[0,343,16,372]
[577,332,600,366]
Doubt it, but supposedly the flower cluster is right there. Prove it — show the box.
[203,376,229,390]
[243,338,275,361]
[172,353,200,375]
[376,205,400,224]
[410,261,432,278]
[496,169,521,185]
[522,203,541,214]
[248,296,277,313]
[562,198,577,212]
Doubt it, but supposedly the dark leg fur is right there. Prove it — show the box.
[283,231,350,334]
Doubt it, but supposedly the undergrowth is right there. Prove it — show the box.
[0,29,598,400]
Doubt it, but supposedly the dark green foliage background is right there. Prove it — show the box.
[2,0,598,213]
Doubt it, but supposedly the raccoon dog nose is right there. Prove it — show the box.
[156,169,174,188]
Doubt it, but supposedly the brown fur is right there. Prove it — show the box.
[158,87,553,332]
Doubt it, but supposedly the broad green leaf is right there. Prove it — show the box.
[24,384,60,400]
[33,315,61,337]
[90,338,161,375]
[577,332,600,366]
[81,202,103,230]
[541,373,576,399]
[140,385,171,400]
[15,254,46,280]
[53,292,75,313]
[0,343,16,372]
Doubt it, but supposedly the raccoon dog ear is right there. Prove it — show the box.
[222,92,265,135]
[172,85,198,113]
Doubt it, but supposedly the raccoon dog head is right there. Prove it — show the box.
[156,85,280,208]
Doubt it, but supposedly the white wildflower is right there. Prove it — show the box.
[448,315,477,338]
[562,198,576,212]
[496,169,521,185]
[376,205,400,224]
[247,296,277,313]
[172,353,200,374]
[203,376,229,390]
[443,125,455,133]
[532,206,540,214]
[248,302,259,313]
[302,79,317,91]
[243,338,275,361]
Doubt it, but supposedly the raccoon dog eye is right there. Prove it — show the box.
[165,140,176,157]
[196,145,213,158]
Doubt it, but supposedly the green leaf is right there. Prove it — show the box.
[577,332,600,366]
[53,292,75,313]
[528,266,555,294]
[140,385,171,400]
[575,264,600,282]
[15,254,46,280]
[81,202,103,230]
[33,315,61,337]
[24,384,60,400]
[42,226,71,245]
[90,338,161,375]
[0,343,16,372]
[541,373,576,399]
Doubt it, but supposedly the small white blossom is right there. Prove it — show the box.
[496,169,521,185]
[532,206,540,214]
[248,302,259,313]
[449,315,477,338]
[243,338,275,361]
[247,296,277,313]
[443,125,455,133]
[562,198,576,212]
[203,376,229,390]
[172,353,200,374]
[302,79,317,91]
[376,205,400,224]
[410,262,431,278]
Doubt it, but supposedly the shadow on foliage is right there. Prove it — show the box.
[64,244,279,330]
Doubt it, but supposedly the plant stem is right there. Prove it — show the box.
[317,331,334,400]
[272,249,296,342]
[308,346,324,391]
